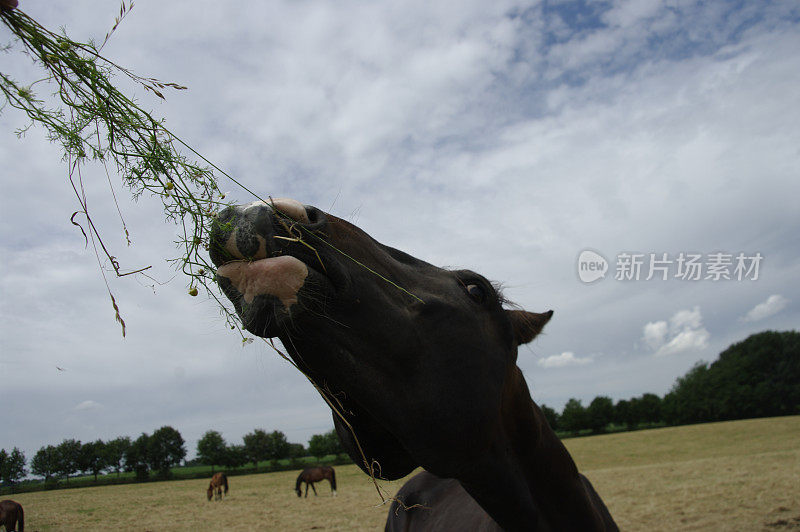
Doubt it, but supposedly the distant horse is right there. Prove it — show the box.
[0,500,24,531]
[295,466,337,498]
[206,472,229,501]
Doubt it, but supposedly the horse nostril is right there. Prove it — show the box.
[304,206,325,225]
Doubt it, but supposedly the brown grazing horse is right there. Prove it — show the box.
[295,466,337,498]
[206,472,229,501]
[0,500,24,531]
[210,198,618,531]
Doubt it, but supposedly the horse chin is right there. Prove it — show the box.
[333,396,418,481]
[220,264,332,339]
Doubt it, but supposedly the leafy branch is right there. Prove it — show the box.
[0,2,245,334]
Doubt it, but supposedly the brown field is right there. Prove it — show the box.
[9,416,799,531]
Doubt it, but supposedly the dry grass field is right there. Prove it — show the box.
[568,416,800,531]
[9,416,799,531]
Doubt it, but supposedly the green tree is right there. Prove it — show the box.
[539,404,559,431]
[307,434,328,460]
[586,396,614,433]
[663,362,712,424]
[288,443,306,458]
[9,447,26,483]
[221,445,248,469]
[0,447,25,485]
[0,449,6,484]
[81,439,107,481]
[637,393,663,425]
[614,399,632,429]
[197,430,227,472]
[308,429,344,460]
[104,436,131,477]
[663,330,800,425]
[148,426,186,478]
[30,445,58,482]
[710,330,799,420]
[627,396,645,428]
[559,398,587,434]
[242,429,270,467]
[267,430,291,461]
[56,438,82,483]
[126,433,151,480]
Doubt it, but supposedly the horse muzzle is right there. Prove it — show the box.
[209,198,334,337]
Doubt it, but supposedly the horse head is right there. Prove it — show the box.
[210,198,615,530]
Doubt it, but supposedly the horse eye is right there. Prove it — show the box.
[466,284,485,303]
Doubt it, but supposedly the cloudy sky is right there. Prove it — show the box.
[1,0,798,466]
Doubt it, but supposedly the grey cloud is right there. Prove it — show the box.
[2,1,799,464]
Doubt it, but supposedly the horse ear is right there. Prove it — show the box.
[507,309,553,345]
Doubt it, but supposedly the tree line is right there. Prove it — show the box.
[541,330,799,435]
[195,428,345,472]
[5,330,796,486]
[3,425,345,488]
[18,426,187,486]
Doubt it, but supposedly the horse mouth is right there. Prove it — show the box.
[210,199,336,337]
[216,256,310,309]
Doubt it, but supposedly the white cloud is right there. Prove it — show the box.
[74,400,102,411]
[538,351,594,368]
[669,307,703,331]
[742,294,789,322]
[603,0,663,28]
[642,320,667,350]
[653,328,711,358]
[642,306,711,357]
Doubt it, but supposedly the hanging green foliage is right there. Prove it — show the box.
[0,2,248,334]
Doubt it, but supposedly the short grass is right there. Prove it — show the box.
[10,416,799,531]
[571,416,800,531]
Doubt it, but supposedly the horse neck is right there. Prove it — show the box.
[501,366,607,530]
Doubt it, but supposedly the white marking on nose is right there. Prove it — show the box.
[217,256,308,308]
[245,197,309,223]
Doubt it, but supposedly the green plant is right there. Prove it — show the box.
[0,3,243,334]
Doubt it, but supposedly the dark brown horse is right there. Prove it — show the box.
[0,500,24,532]
[210,198,618,530]
[295,466,337,497]
[206,472,228,501]
[385,470,613,531]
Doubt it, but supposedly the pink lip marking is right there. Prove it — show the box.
[217,256,309,309]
